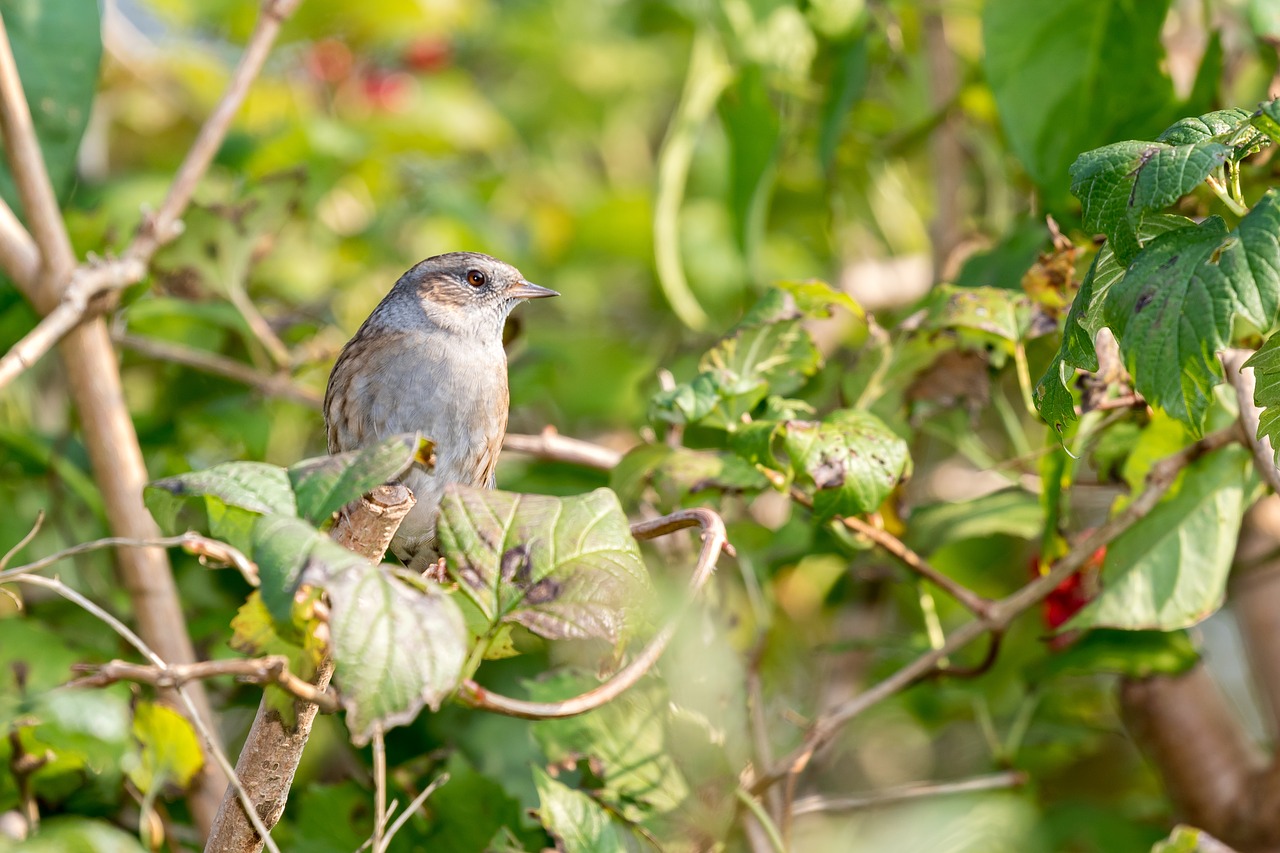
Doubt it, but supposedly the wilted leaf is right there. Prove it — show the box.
[782,409,910,518]
[1068,446,1252,631]
[288,433,425,524]
[533,768,642,853]
[436,487,651,644]
[125,702,203,795]
[530,672,689,820]
[326,565,467,744]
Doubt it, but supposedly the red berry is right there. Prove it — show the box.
[403,37,452,73]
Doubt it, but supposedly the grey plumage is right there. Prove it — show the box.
[324,252,557,569]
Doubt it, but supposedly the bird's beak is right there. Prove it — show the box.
[508,280,559,300]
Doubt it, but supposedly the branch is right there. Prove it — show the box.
[0,532,258,588]
[1222,348,1280,494]
[791,771,1027,816]
[791,488,994,619]
[1,573,281,853]
[460,507,728,719]
[0,0,304,391]
[0,193,38,288]
[113,332,324,409]
[748,424,1242,795]
[501,427,624,471]
[206,483,415,853]
[69,656,339,713]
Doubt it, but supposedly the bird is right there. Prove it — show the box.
[323,251,558,571]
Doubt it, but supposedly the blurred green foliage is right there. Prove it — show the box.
[3,0,1280,850]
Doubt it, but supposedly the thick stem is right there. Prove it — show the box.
[205,484,414,853]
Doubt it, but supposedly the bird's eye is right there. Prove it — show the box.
[466,269,487,288]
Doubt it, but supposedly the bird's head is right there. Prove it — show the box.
[394,251,557,339]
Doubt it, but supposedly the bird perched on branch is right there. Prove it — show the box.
[324,252,558,571]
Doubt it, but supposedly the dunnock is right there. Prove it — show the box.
[324,252,557,570]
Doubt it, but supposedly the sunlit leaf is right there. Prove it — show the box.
[530,672,689,820]
[146,462,296,533]
[251,514,367,623]
[125,702,203,795]
[288,433,425,524]
[782,409,909,518]
[1246,331,1280,462]
[533,768,642,853]
[1068,446,1252,631]
[326,565,467,744]
[436,487,651,644]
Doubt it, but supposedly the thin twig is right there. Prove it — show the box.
[3,573,282,853]
[379,773,448,851]
[0,532,258,587]
[791,771,1027,816]
[736,788,786,853]
[68,656,339,712]
[749,424,1242,795]
[460,507,728,719]
[501,427,624,471]
[0,512,43,572]
[113,332,323,409]
[794,489,993,618]
[371,727,387,853]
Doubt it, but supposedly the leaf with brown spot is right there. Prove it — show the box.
[436,487,651,644]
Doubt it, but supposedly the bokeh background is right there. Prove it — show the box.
[4,0,1280,850]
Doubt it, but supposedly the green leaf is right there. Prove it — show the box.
[288,433,424,525]
[125,702,203,795]
[1157,108,1256,149]
[1246,331,1280,461]
[1068,141,1160,264]
[783,409,909,518]
[1104,193,1280,431]
[650,288,825,428]
[530,672,689,821]
[1251,97,1280,144]
[905,489,1041,555]
[533,768,642,853]
[146,462,296,531]
[1034,215,1194,431]
[325,565,467,744]
[914,284,1034,355]
[984,0,1173,203]
[818,32,869,172]
[420,754,545,850]
[0,0,101,210]
[436,487,651,644]
[1128,139,1230,219]
[250,514,367,623]
[1068,446,1252,631]
[1153,824,1227,853]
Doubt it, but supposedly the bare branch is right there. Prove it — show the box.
[371,727,387,853]
[114,332,324,409]
[0,194,37,289]
[460,507,728,720]
[748,424,1242,795]
[207,482,415,853]
[0,532,257,587]
[502,427,624,471]
[791,488,994,618]
[2,573,281,853]
[1222,348,1280,494]
[379,773,448,852]
[69,656,339,713]
[791,771,1027,816]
